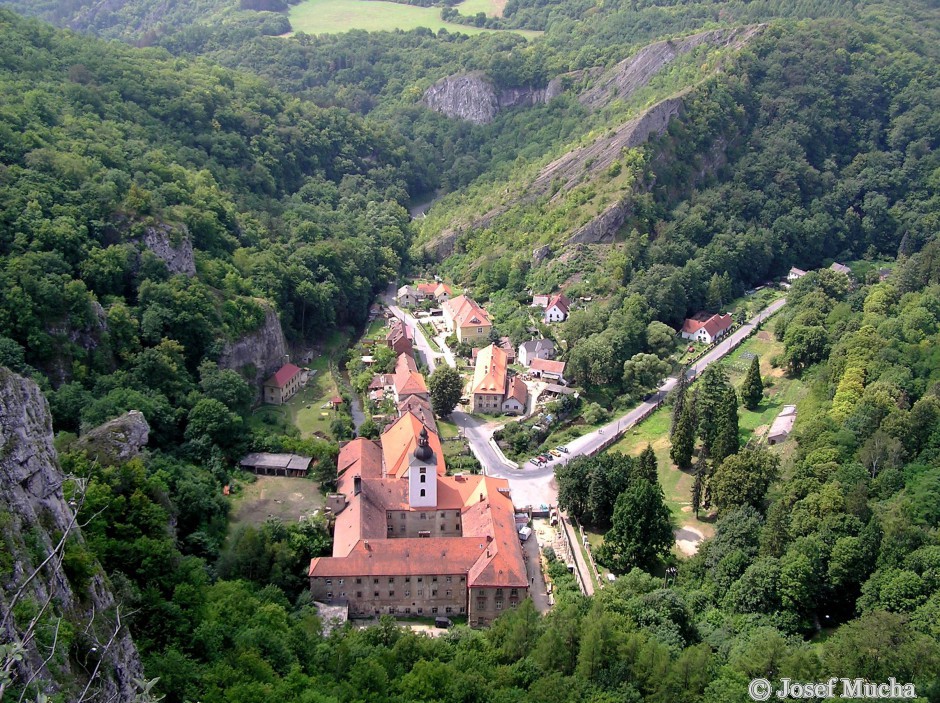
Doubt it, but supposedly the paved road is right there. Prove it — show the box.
[384,298,444,373]
[456,297,787,508]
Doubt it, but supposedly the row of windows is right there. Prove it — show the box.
[328,590,456,599]
[388,524,460,533]
[323,576,461,586]
[386,512,461,519]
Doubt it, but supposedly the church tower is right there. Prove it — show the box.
[408,427,438,508]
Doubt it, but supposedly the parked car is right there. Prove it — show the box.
[518,526,533,541]
[435,617,453,628]
[557,446,569,453]
[549,449,561,457]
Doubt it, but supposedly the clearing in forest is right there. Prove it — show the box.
[229,476,325,527]
[288,0,538,35]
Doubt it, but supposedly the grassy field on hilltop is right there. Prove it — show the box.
[288,0,538,35]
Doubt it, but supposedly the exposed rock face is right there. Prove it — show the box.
[578,26,763,111]
[76,410,150,464]
[422,26,765,259]
[423,72,553,124]
[0,368,144,701]
[141,222,196,276]
[428,95,684,257]
[217,302,288,388]
[566,198,634,246]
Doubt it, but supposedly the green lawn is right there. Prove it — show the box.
[605,330,808,541]
[248,333,350,440]
[288,0,540,36]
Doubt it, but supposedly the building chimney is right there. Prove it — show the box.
[364,540,370,551]
[354,475,362,496]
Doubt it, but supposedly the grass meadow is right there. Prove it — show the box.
[288,0,538,36]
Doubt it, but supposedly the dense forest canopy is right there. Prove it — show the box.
[0,0,939,701]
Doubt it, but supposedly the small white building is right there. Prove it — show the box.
[787,267,807,281]
[501,376,528,415]
[543,294,571,323]
[397,285,419,307]
[530,358,566,383]
[768,405,797,445]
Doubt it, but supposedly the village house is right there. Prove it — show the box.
[472,337,515,365]
[787,266,807,281]
[312,410,528,626]
[529,358,567,384]
[392,353,429,404]
[501,376,528,415]
[386,318,413,357]
[768,405,797,445]
[830,262,852,276]
[263,363,304,405]
[442,295,492,343]
[543,293,571,323]
[397,285,419,307]
[471,344,509,414]
[679,313,734,345]
[518,339,555,367]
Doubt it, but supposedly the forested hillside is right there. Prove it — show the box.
[0,8,418,414]
[51,254,940,703]
[0,0,939,701]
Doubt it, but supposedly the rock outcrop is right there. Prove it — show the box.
[75,410,150,464]
[422,26,765,258]
[217,302,288,388]
[578,26,763,111]
[141,222,196,276]
[0,368,144,700]
[423,72,555,124]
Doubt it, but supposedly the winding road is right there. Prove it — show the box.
[384,285,785,510]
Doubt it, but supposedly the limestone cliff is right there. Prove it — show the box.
[0,368,143,701]
[423,26,765,258]
[217,302,288,388]
[422,72,555,124]
[42,300,110,387]
[140,222,196,277]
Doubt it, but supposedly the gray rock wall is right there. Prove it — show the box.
[0,368,143,701]
[217,302,288,388]
[141,223,196,276]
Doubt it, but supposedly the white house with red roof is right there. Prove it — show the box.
[263,363,304,405]
[543,293,571,323]
[680,313,734,345]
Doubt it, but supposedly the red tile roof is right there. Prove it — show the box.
[472,344,508,396]
[265,363,301,388]
[444,295,492,330]
[681,313,733,338]
[546,293,570,315]
[309,474,528,588]
[530,358,566,376]
[381,412,446,479]
[506,376,528,406]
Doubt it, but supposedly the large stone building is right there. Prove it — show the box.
[263,363,304,405]
[442,295,492,343]
[310,417,529,626]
